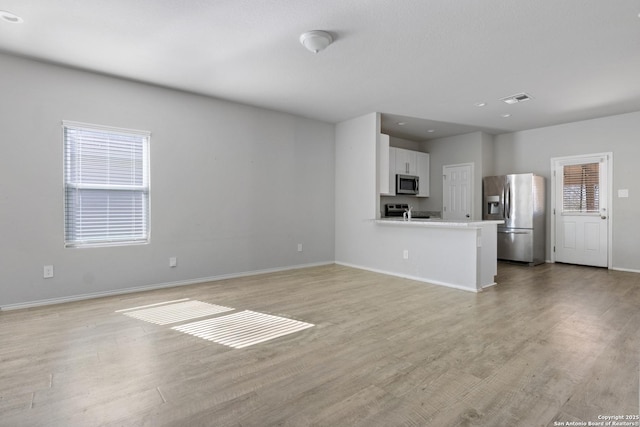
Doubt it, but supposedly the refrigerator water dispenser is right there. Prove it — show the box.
[486,195,500,215]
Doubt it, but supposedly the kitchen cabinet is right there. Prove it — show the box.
[394,148,418,175]
[378,134,393,195]
[416,151,430,197]
[387,147,396,195]
[378,140,429,197]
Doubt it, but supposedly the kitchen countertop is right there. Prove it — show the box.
[375,218,504,228]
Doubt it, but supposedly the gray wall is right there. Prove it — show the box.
[389,136,420,151]
[335,113,379,265]
[494,111,640,271]
[421,131,493,220]
[0,53,335,308]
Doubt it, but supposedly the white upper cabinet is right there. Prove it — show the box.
[379,142,429,197]
[378,134,393,195]
[394,148,418,175]
[416,151,430,197]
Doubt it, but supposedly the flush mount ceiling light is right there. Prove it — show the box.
[474,102,487,107]
[396,121,406,126]
[501,113,512,118]
[299,30,333,53]
[501,93,532,104]
[0,10,24,23]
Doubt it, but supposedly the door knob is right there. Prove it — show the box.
[466,214,470,218]
[601,215,607,219]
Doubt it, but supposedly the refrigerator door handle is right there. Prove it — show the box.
[505,184,511,219]
[498,230,529,234]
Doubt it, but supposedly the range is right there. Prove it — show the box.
[384,204,433,219]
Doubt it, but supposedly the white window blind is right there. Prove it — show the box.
[562,162,599,213]
[63,121,150,248]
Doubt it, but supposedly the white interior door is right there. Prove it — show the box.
[443,163,473,220]
[553,154,609,267]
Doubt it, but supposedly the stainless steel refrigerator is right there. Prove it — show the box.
[483,173,545,265]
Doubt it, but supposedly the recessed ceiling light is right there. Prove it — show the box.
[501,113,512,118]
[426,129,435,133]
[396,122,406,126]
[0,10,24,24]
[475,102,487,107]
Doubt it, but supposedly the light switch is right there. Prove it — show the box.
[618,189,629,198]
[169,257,177,267]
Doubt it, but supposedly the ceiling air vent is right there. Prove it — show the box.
[501,93,533,104]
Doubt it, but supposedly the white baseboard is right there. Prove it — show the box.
[0,261,334,311]
[335,261,480,293]
[548,260,640,274]
[9,259,631,311]
[611,266,640,274]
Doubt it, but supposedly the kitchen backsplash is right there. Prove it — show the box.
[414,210,441,218]
[380,208,441,218]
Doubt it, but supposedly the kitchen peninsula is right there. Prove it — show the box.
[374,218,503,292]
[335,113,504,294]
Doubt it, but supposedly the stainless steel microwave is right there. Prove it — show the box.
[396,174,419,195]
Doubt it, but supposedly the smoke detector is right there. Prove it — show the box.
[501,93,533,104]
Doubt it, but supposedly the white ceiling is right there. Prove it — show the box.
[1,1,640,140]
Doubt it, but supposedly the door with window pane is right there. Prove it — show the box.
[554,155,608,267]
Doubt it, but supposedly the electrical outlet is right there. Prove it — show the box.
[43,265,54,279]
[169,257,177,268]
[297,243,303,252]
[403,250,409,260]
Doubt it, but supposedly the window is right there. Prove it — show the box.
[63,121,150,248]
[562,162,599,213]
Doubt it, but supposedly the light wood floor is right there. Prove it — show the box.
[1,263,638,426]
